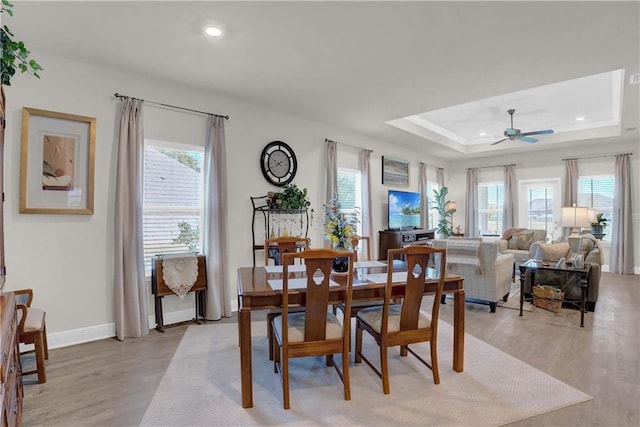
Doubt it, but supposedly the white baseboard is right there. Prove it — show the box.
[46,303,241,350]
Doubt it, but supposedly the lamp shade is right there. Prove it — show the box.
[561,206,590,228]
[448,201,457,211]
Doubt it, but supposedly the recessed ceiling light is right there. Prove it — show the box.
[205,26,223,37]
[575,116,585,121]
[479,132,487,136]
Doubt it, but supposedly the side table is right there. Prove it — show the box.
[518,259,591,327]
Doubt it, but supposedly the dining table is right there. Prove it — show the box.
[236,265,466,408]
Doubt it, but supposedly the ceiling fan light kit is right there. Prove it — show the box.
[491,109,554,146]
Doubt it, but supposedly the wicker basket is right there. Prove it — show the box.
[533,285,565,313]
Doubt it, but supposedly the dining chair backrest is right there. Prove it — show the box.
[384,245,447,334]
[281,249,355,343]
[350,235,371,262]
[264,236,310,266]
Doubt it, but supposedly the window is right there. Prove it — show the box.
[478,182,504,236]
[337,168,362,235]
[578,175,614,242]
[519,179,561,241]
[143,141,204,274]
[426,182,439,230]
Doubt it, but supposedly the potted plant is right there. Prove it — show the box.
[590,212,608,240]
[430,186,456,238]
[1,0,43,86]
[280,183,310,210]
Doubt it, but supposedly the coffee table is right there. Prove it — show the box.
[518,259,591,327]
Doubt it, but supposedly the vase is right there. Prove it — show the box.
[332,244,349,272]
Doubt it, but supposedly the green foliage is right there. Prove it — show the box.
[280,183,311,209]
[430,186,457,237]
[173,222,200,252]
[590,212,608,228]
[1,0,43,86]
[159,149,201,171]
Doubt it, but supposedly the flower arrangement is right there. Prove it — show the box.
[322,198,359,249]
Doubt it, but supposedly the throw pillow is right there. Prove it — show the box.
[535,242,571,261]
[516,231,535,250]
[508,236,518,250]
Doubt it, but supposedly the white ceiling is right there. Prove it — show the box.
[8,1,640,160]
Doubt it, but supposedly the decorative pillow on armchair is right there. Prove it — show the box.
[516,231,535,250]
[508,236,518,249]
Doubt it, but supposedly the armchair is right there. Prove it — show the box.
[432,239,514,312]
[527,234,602,311]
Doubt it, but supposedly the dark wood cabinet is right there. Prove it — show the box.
[378,229,435,260]
[1,293,23,427]
[0,87,5,289]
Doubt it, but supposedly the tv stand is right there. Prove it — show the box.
[378,229,435,260]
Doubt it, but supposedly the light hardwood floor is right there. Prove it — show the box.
[22,272,639,426]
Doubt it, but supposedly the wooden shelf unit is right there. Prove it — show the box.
[378,229,435,260]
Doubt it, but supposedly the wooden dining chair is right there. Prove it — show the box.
[14,288,49,384]
[354,245,446,394]
[265,236,310,360]
[271,248,355,409]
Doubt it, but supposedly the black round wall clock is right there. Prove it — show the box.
[260,141,297,187]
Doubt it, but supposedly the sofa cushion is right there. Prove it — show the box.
[508,236,518,249]
[533,242,570,261]
[516,231,536,250]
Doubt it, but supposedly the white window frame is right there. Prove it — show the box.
[477,181,504,236]
[519,178,561,241]
[143,139,205,275]
[578,174,615,243]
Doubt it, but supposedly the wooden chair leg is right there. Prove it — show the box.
[34,331,47,384]
[282,354,290,409]
[267,317,274,361]
[43,322,49,360]
[430,340,440,385]
[380,344,390,394]
[342,350,351,401]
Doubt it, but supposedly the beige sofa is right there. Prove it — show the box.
[432,238,514,312]
[526,235,602,311]
[497,228,547,271]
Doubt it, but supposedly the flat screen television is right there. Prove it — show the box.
[388,190,421,230]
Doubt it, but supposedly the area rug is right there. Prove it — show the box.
[140,320,591,426]
[497,281,536,312]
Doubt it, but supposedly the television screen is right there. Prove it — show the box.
[388,190,421,230]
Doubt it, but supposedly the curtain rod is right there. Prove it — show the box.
[114,93,229,120]
[419,162,445,170]
[562,152,633,161]
[467,163,516,170]
[324,138,373,153]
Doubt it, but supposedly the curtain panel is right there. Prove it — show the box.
[114,98,148,340]
[610,153,634,274]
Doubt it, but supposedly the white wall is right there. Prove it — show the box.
[3,53,445,347]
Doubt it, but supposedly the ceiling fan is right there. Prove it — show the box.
[490,109,554,146]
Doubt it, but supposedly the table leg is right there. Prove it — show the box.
[453,289,465,372]
[239,308,253,408]
[580,277,587,328]
[519,267,527,317]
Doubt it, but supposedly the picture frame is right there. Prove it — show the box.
[382,156,409,186]
[20,107,96,214]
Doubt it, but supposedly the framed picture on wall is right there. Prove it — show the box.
[382,156,409,186]
[20,107,96,214]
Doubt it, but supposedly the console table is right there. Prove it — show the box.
[378,229,434,260]
[518,259,591,327]
[151,255,207,332]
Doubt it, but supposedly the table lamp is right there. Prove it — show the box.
[561,204,590,255]
[448,201,457,232]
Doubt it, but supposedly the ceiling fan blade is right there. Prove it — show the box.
[490,138,508,146]
[521,129,554,137]
[518,136,538,143]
